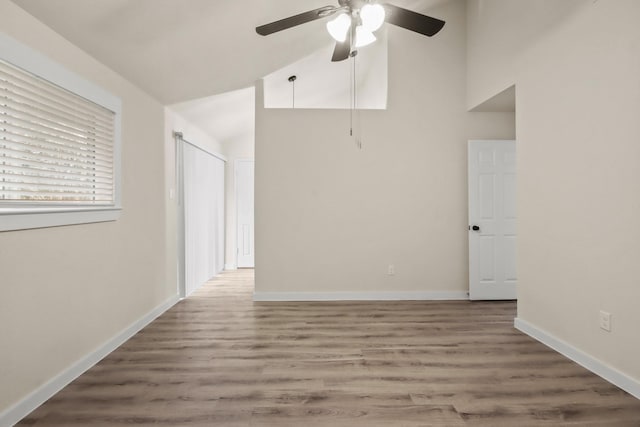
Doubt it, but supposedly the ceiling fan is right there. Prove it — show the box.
[256,0,445,62]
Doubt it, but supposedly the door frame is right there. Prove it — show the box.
[176,134,186,298]
[235,158,255,269]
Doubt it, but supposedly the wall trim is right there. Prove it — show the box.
[514,317,640,400]
[0,294,180,427]
[253,290,468,302]
[224,263,237,271]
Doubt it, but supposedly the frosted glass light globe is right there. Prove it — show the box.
[326,13,351,42]
[355,25,376,47]
[360,3,385,32]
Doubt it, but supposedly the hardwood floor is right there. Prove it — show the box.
[19,270,640,426]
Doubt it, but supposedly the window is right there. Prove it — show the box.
[0,33,121,231]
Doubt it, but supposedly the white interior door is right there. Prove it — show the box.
[468,140,517,300]
[236,159,254,268]
[179,139,225,297]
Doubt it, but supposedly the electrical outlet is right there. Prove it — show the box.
[599,310,611,332]
[387,264,395,276]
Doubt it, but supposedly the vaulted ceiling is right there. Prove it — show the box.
[11,0,449,146]
[12,0,447,104]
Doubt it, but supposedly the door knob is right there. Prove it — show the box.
[472,225,480,231]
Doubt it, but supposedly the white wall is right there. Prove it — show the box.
[255,0,515,295]
[468,0,640,386]
[0,1,175,416]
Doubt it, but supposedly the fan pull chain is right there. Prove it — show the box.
[353,50,357,112]
[349,44,354,137]
[350,51,356,137]
[351,52,362,149]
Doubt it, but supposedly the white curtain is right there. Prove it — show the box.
[182,141,225,297]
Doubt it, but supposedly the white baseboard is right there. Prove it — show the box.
[514,317,640,400]
[253,290,468,302]
[0,294,180,427]
[224,263,237,271]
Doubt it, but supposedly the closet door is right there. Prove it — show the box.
[182,141,225,297]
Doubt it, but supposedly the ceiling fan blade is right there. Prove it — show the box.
[256,6,337,36]
[382,3,445,37]
[331,39,351,62]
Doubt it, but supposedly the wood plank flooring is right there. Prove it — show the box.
[19,270,640,426]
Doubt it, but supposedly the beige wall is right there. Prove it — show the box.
[466,0,587,110]
[0,2,176,412]
[518,1,640,382]
[468,0,640,383]
[255,0,515,294]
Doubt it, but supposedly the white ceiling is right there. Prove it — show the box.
[12,0,447,103]
[170,86,256,146]
[13,0,333,104]
[12,0,449,144]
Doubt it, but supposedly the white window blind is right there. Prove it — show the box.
[0,58,116,206]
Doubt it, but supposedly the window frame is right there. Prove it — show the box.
[0,33,122,232]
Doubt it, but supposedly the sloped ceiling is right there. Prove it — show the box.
[12,0,330,103]
[12,0,449,104]
[470,85,515,112]
[170,86,256,146]
[12,0,449,146]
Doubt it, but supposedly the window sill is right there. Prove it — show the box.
[0,207,122,232]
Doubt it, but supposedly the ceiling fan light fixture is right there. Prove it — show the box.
[360,3,385,32]
[326,13,351,42]
[355,25,376,48]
